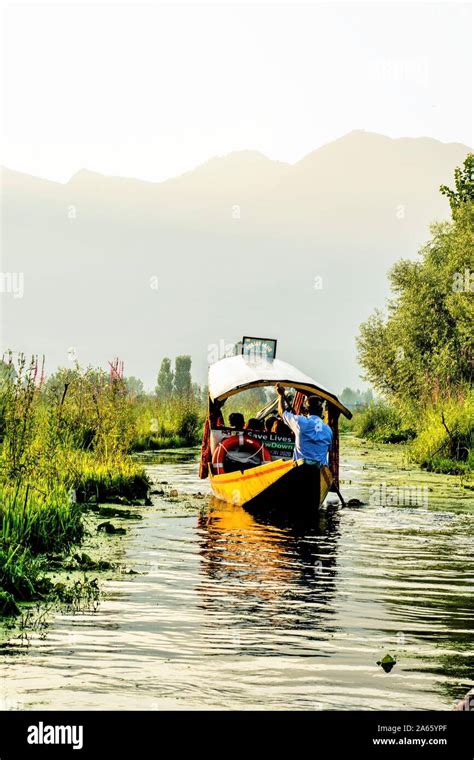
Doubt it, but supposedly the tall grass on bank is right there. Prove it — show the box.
[353,403,416,444]
[130,396,204,450]
[409,389,473,475]
[348,388,472,477]
[0,543,44,605]
[0,355,150,613]
[0,484,83,553]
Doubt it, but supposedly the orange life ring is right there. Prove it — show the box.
[212,433,272,474]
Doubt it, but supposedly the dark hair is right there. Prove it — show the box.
[274,420,290,435]
[306,396,324,416]
[229,412,245,429]
[265,415,278,432]
[246,417,264,431]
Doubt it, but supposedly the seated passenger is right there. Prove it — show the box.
[245,417,264,432]
[228,412,245,430]
[265,416,278,433]
[272,419,291,435]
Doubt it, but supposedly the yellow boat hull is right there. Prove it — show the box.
[209,458,333,511]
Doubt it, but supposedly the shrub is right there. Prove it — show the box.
[354,402,415,443]
[409,390,473,473]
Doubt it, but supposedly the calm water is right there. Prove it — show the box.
[1,439,473,711]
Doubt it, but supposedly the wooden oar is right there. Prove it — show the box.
[332,480,347,508]
[321,461,346,508]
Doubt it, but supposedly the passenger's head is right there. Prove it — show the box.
[265,416,278,432]
[273,420,290,435]
[229,412,245,429]
[305,396,324,417]
[246,417,264,431]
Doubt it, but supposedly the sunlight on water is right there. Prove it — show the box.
[1,440,473,711]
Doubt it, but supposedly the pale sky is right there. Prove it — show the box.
[0,1,472,183]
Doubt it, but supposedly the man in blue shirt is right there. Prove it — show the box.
[275,383,333,466]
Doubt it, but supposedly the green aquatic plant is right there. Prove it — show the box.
[0,484,83,553]
[0,542,46,604]
[376,654,397,673]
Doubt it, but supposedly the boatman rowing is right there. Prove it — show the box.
[275,383,333,466]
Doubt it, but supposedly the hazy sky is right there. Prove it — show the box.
[1,1,472,183]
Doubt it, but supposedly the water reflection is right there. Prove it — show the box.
[1,446,473,710]
[196,499,341,654]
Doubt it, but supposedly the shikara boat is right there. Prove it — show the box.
[199,337,352,515]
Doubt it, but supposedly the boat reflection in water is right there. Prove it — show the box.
[196,497,342,655]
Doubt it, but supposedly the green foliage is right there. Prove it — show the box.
[72,456,150,502]
[354,403,415,443]
[0,354,150,608]
[357,199,473,406]
[173,355,192,397]
[0,590,20,616]
[0,543,45,604]
[223,387,269,423]
[440,153,474,216]
[340,387,374,406]
[176,409,200,443]
[130,395,204,450]
[156,358,174,400]
[123,376,144,398]
[0,484,83,553]
[356,159,473,471]
[409,389,473,474]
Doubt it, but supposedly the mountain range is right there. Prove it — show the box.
[0,130,470,392]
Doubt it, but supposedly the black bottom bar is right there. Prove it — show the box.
[0,711,472,758]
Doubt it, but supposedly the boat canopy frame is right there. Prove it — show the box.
[208,355,352,419]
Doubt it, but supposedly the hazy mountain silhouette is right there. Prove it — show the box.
[0,130,470,391]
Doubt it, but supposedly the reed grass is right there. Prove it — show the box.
[0,354,151,613]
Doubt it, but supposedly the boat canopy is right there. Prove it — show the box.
[208,355,352,418]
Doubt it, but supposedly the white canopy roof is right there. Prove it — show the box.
[208,355,351,417]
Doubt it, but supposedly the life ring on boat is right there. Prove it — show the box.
[212,433,272,474]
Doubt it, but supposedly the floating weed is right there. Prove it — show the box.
[51,577,100,614]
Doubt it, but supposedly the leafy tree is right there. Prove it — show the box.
[440,153,474,216]
[357,172,473,406]
[156,358,174,400]
[173,355,192,397]
[124,376,144,398]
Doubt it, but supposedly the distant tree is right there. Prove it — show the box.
[200,384,209,406]
[341,387,374,406]
[191,382,202,400]
[341,387,357,405]
[124,376,144,398]
[156,358,174,400]
[174,355,192,397]
[364,388,374,404]
[440,154,474,216]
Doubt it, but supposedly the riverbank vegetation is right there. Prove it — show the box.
[356,155,473,478]
[0,356,151,615]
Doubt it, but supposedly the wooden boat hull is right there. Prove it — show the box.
[209,458,333,514]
